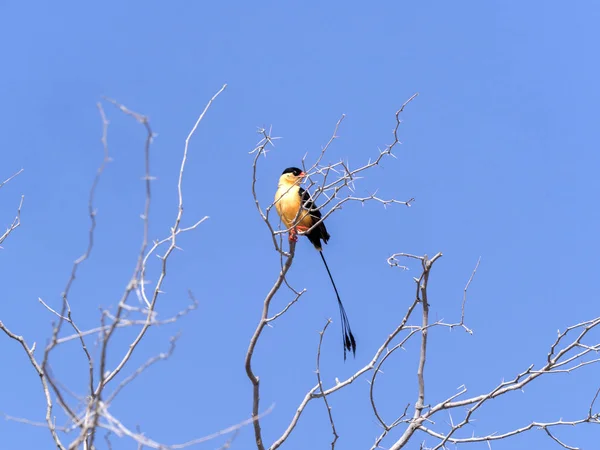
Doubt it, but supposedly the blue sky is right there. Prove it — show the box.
[1,1,599,449]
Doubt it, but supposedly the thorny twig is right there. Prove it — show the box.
[249,96,419,450]
[271,245,600,450]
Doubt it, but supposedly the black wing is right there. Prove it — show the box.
[299,187,330,250]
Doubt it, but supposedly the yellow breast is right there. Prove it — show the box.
[275,185,312,230]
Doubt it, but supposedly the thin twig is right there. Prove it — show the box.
[315,320,338,449]
[0,321,66,449]
[0,195,24,246]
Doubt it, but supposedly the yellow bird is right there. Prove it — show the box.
[275,167,356,359]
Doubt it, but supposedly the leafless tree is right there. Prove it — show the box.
[2,89,599,450]
[245,94,600,450]
[0,85,263,450]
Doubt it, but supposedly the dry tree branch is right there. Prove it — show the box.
[266,288,306,323]
[268,272,416,436]
[448,257,481,335]
[289,93,419,238]
[404,257,480,335]
[384,272,600,450]
[250,128,285,254]
[406,327,600,450]
[376,254,600,450]
[370,404,412,450]
[98,405,273,450]
[82,85,226,449]
[367,254,456,437]
[0,168,24,190]
[105,334,180,405]
[259,94,419,256]
[37,102,113,442]
[216,431,240,450]
[95,96,155,390]
[369,330,420,431]
[0,320,66,449]
[82,97,151,449]
[543,428,579,450]
[248,95,419,450]
[388,253,442,449]
[245,239,298,450]
[274,246,598,450]
[417,414,599,449]
[2,414,71,432]
[0,194,24,247]
[0,104,112,448]
[268,252,431,450]
[247,94,599,450]
[54,297,198,345]
[302,114,346,176]
[2,83,279,450]
[2,87,240,450]
[0,168,24,247]
[168,405,273,450]
[38,297,95,396]
[315,319,338,450]
[98,84,225,388]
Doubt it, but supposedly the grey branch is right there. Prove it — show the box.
[0,194,24,247]
[315,320,339,449]
[0,320,66,449]
[1,87,236,450]
[0,168,25,247]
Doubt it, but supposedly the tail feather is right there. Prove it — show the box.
[319,250,356,360]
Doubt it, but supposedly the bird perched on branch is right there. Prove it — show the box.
[274,167,356,360]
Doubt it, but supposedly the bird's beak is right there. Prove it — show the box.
[299,172,306,178]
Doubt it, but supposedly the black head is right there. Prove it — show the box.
[282,167,303,176]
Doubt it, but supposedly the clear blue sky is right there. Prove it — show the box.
[1,1,599,449]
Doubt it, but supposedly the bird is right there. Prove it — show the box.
[274,166,356,360]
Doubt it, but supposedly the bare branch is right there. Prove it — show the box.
[315,320,338,449]
[99,404,273,449]
[245,240,297,450]
[0,194,24,246]
[457,257,480,334]
[38,102,114,444]
[271,256,431,450]
[0,168,25,248]
[106,334,180,405]
[389,314,600,449]
[266,289,306,323]
[100,85,226,393]
[0,320,66,449]
[0,168,24,190]
[169,405,273,449]
[55,296,198,345]
[544,428,579,450]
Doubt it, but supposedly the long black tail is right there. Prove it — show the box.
[318,250,357,360]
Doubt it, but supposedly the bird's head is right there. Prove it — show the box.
[279,167,306,186]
